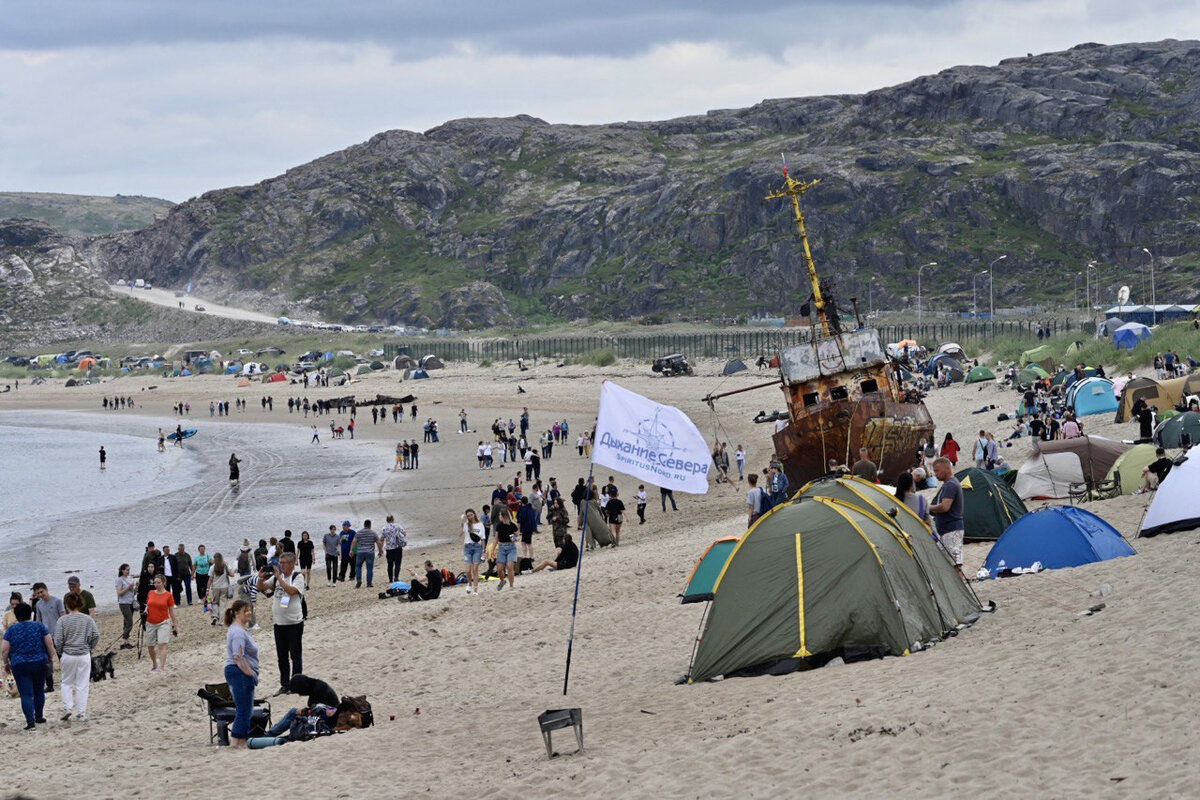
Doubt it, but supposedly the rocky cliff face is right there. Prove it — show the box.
[73,40,1200,327]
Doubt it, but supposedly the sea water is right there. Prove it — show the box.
[0,418,206,595]
[0,410,431,606]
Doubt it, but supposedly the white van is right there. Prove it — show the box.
[134,279,146,288]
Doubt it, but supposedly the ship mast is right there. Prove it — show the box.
[764,163,830,338]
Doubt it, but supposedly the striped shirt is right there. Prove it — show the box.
[53,612,99,657]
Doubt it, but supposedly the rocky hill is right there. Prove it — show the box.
[16,39,1200,336]
[0,218,285,349]
[0,193,174,235]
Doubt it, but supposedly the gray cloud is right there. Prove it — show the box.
[2,1,950,57]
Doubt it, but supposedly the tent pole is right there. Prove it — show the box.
[562,463,597,696]
[684,602,712,682]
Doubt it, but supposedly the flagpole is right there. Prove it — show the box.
[562,462,596,696]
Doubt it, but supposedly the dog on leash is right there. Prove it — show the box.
[90,651,116,682]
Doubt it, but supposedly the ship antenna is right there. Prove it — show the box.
[765,161,828,337]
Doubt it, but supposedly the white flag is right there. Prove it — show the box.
[592,381,711,494]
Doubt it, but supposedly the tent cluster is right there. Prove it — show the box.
[685,477,981,682]
[1014,435,1130,500]
[1114,374,1200,423]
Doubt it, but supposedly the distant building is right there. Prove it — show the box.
[1102,304,1198,326]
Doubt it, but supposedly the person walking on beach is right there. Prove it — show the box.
[115,564,138,650]
[223,599,258,748]
[145,574,178,673]
[297,531,315,588]
[381,515,406,583]
[311,425,319,444]
[53,592,99,722]
[493,508,519,591]
[338,522,355,583]
[257,552,305,693]
[461,509,485,594]
[193,545,212,603]
[175,544,194,605]
[207,554,232,626]
[351,520,383,589]
[157,428,165,453]
[228,453,241,484]
[635,485,647,524]
[322,525,339,586]
[99,446,106,470]
[2,602,55,730]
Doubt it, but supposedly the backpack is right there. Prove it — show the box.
[335,695,374,730]
[757,487,774,513]
[440,568,457,587]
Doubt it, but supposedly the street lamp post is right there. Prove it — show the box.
[1142,248,1156,325]
[987,255,1006,324]
[917,261,936,330]
[1074,272,1082,310]
[1086,261,1097,317]
[972,272,982,318]
[869,277,876,316]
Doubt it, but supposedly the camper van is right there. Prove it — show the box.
[134,279,146,289]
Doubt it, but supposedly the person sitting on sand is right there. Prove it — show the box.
[1137,448,1175,494]
[408,561,444,602]
[532,533,579,573]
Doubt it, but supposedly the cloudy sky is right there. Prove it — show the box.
[1,1,1195,201]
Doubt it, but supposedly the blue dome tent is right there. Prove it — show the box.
[983,506,1135,578]
[1065,376,1118,417]
[1113,322,1152,350]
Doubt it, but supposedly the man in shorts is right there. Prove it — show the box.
[928,457,966,578]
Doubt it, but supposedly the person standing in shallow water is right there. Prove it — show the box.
[229,453,241,484]
[99,446,106,470]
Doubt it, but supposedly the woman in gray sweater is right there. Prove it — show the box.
[53,592,99,722]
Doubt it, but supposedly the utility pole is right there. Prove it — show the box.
[917,261,936,330]
[1142,248,1156,325]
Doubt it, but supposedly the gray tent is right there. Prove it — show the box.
[722,358,748,376]
[1103,317,1125,337]
[420,354,445,370]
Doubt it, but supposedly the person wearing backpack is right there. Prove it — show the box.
[973,430,989,469]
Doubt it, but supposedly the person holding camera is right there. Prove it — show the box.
[257,552,305,694]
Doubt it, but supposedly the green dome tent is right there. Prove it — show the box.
[955,467,1028,541]
[1020,345,1057,372]
[680,537,739,604]
[965,365,995,384]
[1105,444,1160,495]
[799,476,982,626]
[1154,411,1200,449]
[1017,365,1051,388]
[688,493,981,682]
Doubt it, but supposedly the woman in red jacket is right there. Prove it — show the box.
[940,432,960,466]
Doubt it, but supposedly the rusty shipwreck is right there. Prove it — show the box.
[707,168,934,489]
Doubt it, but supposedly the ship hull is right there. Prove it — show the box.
[772,395,934,489]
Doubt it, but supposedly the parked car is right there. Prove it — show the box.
[651,353,694,376]
[194,304,206,312]
[235,349,254,356]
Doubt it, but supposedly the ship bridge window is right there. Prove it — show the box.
[829,385,849,401]
[860,379,879,394]
[803,391,819,407]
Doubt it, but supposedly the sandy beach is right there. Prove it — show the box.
[0,357,1195,798]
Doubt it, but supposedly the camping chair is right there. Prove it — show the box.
[199,682,271,745]
[1089,473,1121,501]
[1067,482,1090,505]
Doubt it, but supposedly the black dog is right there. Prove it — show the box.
[90,651,116,682]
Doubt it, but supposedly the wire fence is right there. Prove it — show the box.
[384,319,1075,363]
